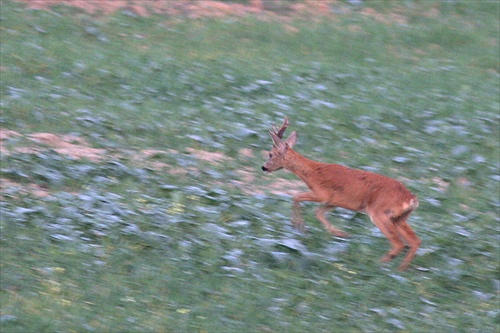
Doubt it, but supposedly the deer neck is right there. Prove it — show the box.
[283,148,321,181]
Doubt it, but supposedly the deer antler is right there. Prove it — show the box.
[271,116,289,139]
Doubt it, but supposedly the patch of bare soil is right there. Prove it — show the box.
[0,129,107,198]
[185,147,232,164]
[1,128,107,162]
[0,177,51,199]
[359,7,408,25]
[15,0,337,18]
[15,0,413,25]
[26,133,107,162]
[1,129,305,198]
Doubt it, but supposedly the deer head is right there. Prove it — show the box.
[262,116,298,172]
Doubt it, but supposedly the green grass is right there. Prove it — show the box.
[1,1,499,332]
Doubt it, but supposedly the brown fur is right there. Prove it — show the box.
[262,117,421,271]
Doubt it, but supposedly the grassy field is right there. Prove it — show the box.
[1,1,499,332]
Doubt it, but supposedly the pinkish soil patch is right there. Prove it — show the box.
[1,128,305,198]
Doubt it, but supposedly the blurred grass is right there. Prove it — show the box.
[1,0,499,332]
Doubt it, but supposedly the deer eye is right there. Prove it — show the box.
[269,153,273,158]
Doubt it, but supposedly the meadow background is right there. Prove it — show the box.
[1,0,499,332]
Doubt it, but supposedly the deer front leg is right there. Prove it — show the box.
[292,200,305,232]
[315,205,350,238]
[292,192,321,232]
[292,192,349,238]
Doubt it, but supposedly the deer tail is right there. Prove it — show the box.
[388,197,419,223]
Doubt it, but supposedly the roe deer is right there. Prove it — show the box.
[261,117,421,271]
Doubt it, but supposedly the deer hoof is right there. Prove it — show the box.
[398,264,409,272]
[380,254,394,263]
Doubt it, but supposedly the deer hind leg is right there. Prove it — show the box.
[315,205,349,238]
[394,219,421,271]
[368,210,405,264]
[292,192,322,232]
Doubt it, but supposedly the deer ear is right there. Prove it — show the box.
[285,131,298,149]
